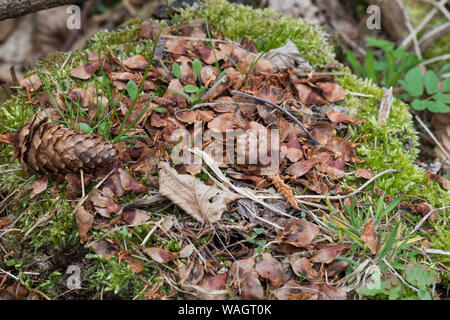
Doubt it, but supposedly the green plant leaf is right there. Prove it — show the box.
[365,50,376,82]
[438,63,450,76]
[150,107,168,113]
[442,77,450,92]
[79,122,92,133]
[184,85,200,93]
[172,63,181,79]
[126,80,139,100]
[411,99,427,110]
[346,50,366,78]
[425,70,439,95]
[366,37,395,52]
[405,264,435,290]
[400,67,424,97]
[433,93,450,104]
[425,100,450,113]
[192,59,202,78]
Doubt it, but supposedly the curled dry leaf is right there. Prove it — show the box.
[198,273,227,300]
[355,168,374,180]
[241,271,264,300]
[361,218,377,255]
[123,252,145,273]
[231,257,255,278]
[427,171,450,190]
[311,244,350,264]
[158,162,240,223]
[327,137,355,162]
[0,218,12,229]
[289,257,319,280]
[263,39,313,73]
[122,210,150,225]
[123,55,148,70]
[20,74,41,92]
[286,159,317,177]
[275,280,317,300]
[254,252,282,287]
[75,206,93,242]
[326,260,349,277]
[315,82,346,103]
[89,190,121,218]
[87,239,120,259]
[280,219,320,248]
[29,176,48,199]
[144,247,176,264]
[327,111,363,125]
[179,244,195,258]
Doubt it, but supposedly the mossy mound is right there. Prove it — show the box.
[0,0,448,298]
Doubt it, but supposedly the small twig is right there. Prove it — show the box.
[0,168,22,174]
[382,258,420,294]
[415,115,449,164]
[422,248,450,256]
[419,22,450,52]
[295,71,345,77]
[231,90,320,145]
[0,267,19,281]
[409,206,450,235]
[174,102,256,116]
[421,53,450,66]
[396,0,422,60]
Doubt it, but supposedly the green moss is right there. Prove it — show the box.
[177,0,334,67]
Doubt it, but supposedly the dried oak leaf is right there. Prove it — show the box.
[289,257,319,280]
[145,247,176,264]
[75,206,93,242]
[311,244,350,264]
[89,189,121,218]
[241,271,264,300]
[361,218,377,255]
[280,219,319,248]
[254,252,282,287]
[355,168,374,180]
[29,176,48,199]
[158,162,240,223]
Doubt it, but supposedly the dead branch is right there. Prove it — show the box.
[0,0,82,21]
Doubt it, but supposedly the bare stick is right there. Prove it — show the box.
[231,90,320,145]
[0,0,81,21]
[415,115,449,164]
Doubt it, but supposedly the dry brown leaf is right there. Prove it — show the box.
[29,176,48,199]
[87,239,120,259]
[231,257,255,278]
[285,159,317,178]
[326,260,349,277]
[289,257,319,279]
[198,273,227,300]
[123,252,145,273]
[158,162,240,223]
[144,247,176,264]
[311,122,336,145]
[123,55,148,70]
[280,219,319,248]
[241,271,264,300]
[254,252,282,286]
[315,82,346,103]
[0,218,11,229]
[327,111,363,125]
[122,210,150,225]
[275,280,318,300]
[311,244,349,264]
[355,168,374,180]
[361,218,377,254]
[427,171,450,190]
[166,37,188,55]
[75,206,93,242]
[19,74,41,92]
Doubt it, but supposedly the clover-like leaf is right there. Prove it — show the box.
[399,67,424,97]
[424,70,439,95]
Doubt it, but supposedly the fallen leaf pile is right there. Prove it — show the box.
[0,19,406,301]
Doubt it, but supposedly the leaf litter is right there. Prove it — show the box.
[0,18,419,300]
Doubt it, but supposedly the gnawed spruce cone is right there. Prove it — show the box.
[0,110,117,174]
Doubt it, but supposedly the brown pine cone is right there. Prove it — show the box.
[0,110,117,174]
